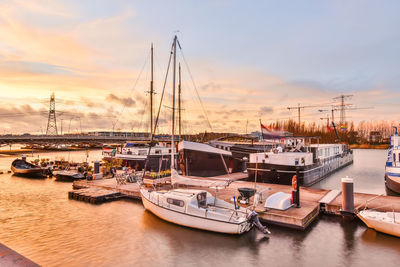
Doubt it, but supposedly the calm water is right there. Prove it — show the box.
[0,149,399,267]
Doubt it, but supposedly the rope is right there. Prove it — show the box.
[113,51,149,131]
[177,40,212,130]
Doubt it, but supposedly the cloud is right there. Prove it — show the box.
[106,94,136,107]
[259,106,273,115]
[0,60,73,75]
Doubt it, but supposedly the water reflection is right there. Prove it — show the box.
[361,228,400,253]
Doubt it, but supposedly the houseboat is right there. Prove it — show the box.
[114,141,174,172]
[246,138,353,186]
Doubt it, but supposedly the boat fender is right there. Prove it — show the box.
[292,175,297,190]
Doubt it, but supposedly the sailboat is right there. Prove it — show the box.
[140,36,269,235]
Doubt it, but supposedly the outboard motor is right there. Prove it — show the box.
[247,211,271,235]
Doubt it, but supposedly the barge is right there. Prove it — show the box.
[246,140,353,186]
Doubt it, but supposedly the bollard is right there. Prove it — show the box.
[341,176,354,216]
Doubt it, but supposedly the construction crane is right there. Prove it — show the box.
[287,103,320,125]
[318,106,340,124]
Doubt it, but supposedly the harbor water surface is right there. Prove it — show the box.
[0,149,399,266]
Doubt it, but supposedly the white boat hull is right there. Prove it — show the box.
[358,210,400,238]
[141,189,252,234]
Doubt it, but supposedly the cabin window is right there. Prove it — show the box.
[167,198,184,207]
[138,150,147,155]
[169,149,172,153]
[395,153,397,162]
[197,192,207,208]
[295,158,299,165]
[155,150,161,154]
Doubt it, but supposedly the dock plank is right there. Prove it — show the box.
[0,243,39,267]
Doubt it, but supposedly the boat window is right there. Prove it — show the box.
[169,149,172,153]
[138,150,147,155]
[197,192,207,208]
[394,153,397,162]
[155,150,161,154]
[167,198,184,207]
[295,158,299,165]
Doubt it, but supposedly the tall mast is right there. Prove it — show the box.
[150,43,154,139]
[171,35,177,170]
[178,63,182,141]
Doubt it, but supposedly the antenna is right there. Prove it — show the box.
[46,92,58,135]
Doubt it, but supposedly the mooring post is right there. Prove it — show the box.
[341,176,354,217]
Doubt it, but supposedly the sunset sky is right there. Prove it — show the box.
[1,0,400,134]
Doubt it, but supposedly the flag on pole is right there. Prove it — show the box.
[260,122,286,139]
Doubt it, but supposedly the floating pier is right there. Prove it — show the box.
[68,187,125,204]
[71,174,400,230]
[0,243,39,267]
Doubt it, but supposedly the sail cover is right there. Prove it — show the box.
[171,169,231,189]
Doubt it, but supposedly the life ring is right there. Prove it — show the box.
[292,175,297,190]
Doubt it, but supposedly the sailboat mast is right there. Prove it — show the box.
[171,35,177,170]
[150,43,154,139]
[178,63,182,141]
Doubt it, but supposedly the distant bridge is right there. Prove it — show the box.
[0,135,171,145]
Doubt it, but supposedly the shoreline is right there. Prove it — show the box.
[349,144,389,149]
[0,148,101,157]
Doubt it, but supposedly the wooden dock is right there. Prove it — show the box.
[68,187,126,204]
[71,174,400,230]
[0,243,39,267]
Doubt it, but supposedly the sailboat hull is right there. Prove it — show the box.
[141,189,252,234]
[357,210,400,238]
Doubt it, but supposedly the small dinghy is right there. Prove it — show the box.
[11,159,46,178]
[357,209,400,238]
[54,170,85,182]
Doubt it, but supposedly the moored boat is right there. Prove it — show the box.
[178,140,242,177]
[11,158,46,178]
[140,187,254,234]
[54,170,85,182]
[357,209,400,238]
[247,140,353,186]
[384,127,400,194]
